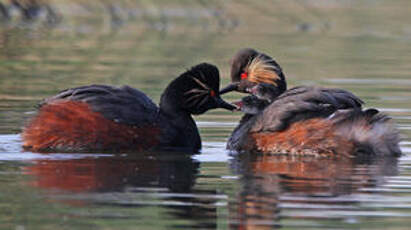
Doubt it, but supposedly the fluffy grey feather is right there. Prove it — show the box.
[250,86,363,132]
[331,109,401,157]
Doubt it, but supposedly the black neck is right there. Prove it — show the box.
[158,84,201,151]
[157,108,201,151]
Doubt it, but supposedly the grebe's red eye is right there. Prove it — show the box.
[240,72,248,80]
[210,90,216,97]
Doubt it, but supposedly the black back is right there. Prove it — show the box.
[41,84,159,126]
[250,86,363,132]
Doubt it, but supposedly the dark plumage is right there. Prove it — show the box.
[250,85,363,132]
[233,95,269,115]
[41,84,159,125]
[220,48,286,95]
[249,83,281,102]
[222,49,401,157]
[23,63,236,153]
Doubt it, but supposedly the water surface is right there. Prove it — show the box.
[1,1,411,229]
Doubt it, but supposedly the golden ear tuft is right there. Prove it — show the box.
[246,55,280,85]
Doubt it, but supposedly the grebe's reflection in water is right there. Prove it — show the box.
[229,154,399,229]
[23,152,218,229]
[24,153,198,193]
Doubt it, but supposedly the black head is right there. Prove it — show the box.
[232,95,269,115]
[249,83,282,102]
[160,63,236,115]
[230,48,259,87]
[220,48,287,95]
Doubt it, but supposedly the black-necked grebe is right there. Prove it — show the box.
[23,63,236,152]
[221,49,401,157]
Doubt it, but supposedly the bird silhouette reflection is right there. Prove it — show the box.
[23,152,217,229]
[229,154,399,230]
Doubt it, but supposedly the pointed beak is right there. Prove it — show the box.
[219,82,239,95]
[231,100,243,111]
[215,97,237,111]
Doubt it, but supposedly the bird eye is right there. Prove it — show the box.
[241,72,248,80]
[210,90,216,97]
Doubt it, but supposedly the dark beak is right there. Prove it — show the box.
[215,97,237,111]
[231,100,243,111]
[219,82,239,95]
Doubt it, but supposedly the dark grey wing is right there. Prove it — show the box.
[275,86,363,108]
[42,84,159,125]
[250,86,364,132]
